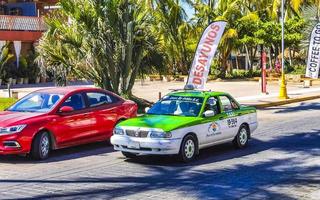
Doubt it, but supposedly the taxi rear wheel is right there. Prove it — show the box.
[178,134,198,163]
[31,132,51,160]
[122,151,137,159]
[233,125,249,148]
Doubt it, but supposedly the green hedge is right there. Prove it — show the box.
[0,98,16,111]
[286,65,306,75]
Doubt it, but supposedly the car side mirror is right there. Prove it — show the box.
[59,106,74,113]
[145,107,150,113]
[203,110,215,117]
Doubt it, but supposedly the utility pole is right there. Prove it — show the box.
[279,0,289,99]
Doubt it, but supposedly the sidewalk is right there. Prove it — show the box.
[131,80,320,108]
[1,80,320,108]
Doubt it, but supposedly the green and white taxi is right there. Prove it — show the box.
[110,89,258,162]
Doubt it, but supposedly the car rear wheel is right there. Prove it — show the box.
[233,125,249,148]
[31,132,51,160]
[122,151,137,159]
[178,134,198,163]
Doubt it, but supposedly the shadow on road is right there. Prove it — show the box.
[260,102,320,113]
[0,141,114,163]
[2,130,319,199]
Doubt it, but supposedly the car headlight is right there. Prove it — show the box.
[113,127,124,135]
[0,125,27,135]
[150,131,172,138]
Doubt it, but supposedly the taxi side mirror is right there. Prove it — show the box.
[145,107,150,113]
[203,110,215,117]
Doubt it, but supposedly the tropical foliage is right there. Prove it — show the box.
[37,0,320,96]
[0,98,16,111]
[0,43,13,80]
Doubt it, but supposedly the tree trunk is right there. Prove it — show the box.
[268,48,272,71]
[244,45,251,71]
[288,47,292,67]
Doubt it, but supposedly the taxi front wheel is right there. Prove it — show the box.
[178,134,198,163]
[233,125,249,148]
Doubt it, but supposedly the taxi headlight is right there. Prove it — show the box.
[150,131,172,138]
[113,127,124,135]
[0,125,27,135]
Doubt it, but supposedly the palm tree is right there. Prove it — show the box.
[0,43,13,80]
[150,0,193,74]
[37,0,154,97]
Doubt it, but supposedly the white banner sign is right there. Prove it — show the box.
[187,21,227,89]
[306,23,320,79]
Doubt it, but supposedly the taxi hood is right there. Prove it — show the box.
[118,114,202,132]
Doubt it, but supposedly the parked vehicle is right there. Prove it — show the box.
[111,89,258,162]
[0,87,137,160]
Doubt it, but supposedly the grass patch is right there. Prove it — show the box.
[0,98,17,111]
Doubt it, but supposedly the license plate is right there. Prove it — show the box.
[128,141,140,149]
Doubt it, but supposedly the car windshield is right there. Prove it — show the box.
[7,93,64,113]
[147,96,203,117]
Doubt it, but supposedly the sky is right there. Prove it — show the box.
[181,2,195,19]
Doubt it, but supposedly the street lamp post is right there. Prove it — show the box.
[279,0,289,99]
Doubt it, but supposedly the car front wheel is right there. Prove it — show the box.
[179,134,198,163]
[31,132,51,160]
[233,125,249,148]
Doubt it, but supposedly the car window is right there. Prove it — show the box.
[86,92,115,108]
[7,93,63,113]
[219,96,239,112]
[61,93,85,111]
[204,97,220,114]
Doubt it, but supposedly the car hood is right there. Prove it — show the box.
[118,114,202,132]
[0,111,45,127]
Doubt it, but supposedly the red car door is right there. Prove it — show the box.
[85,92,124,140]
[49,93,97,148]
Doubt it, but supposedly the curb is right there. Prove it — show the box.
[252,95,320,109]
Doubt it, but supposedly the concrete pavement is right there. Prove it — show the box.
[0,99,319,199]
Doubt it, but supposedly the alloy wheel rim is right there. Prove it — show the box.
[184,139,195,159]
[41,135,49,157]
[239,128,248,145]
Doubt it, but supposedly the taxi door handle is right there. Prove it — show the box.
[237,113,243,116]
[219,117,224,120]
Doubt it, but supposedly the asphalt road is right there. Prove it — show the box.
[0,100,319,200]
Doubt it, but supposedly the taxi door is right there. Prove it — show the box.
[217,95,241,140]
[199,97,226,144]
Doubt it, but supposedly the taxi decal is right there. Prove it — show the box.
[207,122,221,136]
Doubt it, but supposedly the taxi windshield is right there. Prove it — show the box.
[147,96,203,117]
[8,93,64,113]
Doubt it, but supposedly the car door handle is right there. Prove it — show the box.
[83,113,93,117]
[237,113,243,116]
[219,117,224,120]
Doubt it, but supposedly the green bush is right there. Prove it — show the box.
[226,69,261,79]
[210,59,224,79]
[0,98,16,111]
[286,65,306,75]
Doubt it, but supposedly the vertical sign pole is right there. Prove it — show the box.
[279,0,289,99]
[261,51,267,93]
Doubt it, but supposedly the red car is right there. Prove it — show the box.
[0,87,137,160]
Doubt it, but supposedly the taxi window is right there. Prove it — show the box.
[204,97,220,114]
[219,96,239,112]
